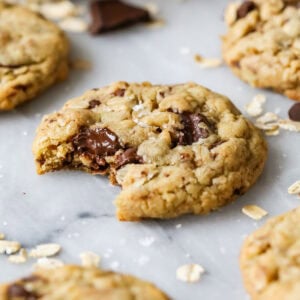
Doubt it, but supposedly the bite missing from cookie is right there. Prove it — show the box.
[222,0,300,100]
[33,82,267,221]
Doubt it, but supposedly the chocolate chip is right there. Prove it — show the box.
[288,103,300,122]
[115,148,143,169]
[7,284,36,299]
[113,88,126,97]
[178,113,213,146]
[237,1,256,19]
[87,99,101,109]
[73,127,122,160]
[89,0,151,34]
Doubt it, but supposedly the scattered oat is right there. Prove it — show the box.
[80,251,101,267]
[176,264,205,283]
[29,243,61,258]
[278,119,300,132]
[288,181,300,195]
[0,240,21,255]
[34,257,64,270]
[242,205,268,220]
[71,59,92,70]
[39,1,79,20]
[194,54,223,68]
[8,249,27,264]
[256,112,279,124]
[265,128,280,136]
[245,94,266,117]
[58,17,88,32]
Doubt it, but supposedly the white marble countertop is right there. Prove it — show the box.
[0,0,299,299]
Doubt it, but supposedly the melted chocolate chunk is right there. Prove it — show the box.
[237,1,256,19]
[7,284,36,299]
[178,112,213,146]
[115,148,143,169]
[73,127,122,164]
[89,0,151,34]
[288,103,300,122]
[87,99,101,109]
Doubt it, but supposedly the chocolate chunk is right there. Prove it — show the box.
[115,148,143,169]
[73,127,122,159]
[113,88,126,97]
[87,99,101,109]
[89,0,151,34]
[178,113,213,146]
[237,1,256,19]
[288,103,300,122]
[7,284,36,299]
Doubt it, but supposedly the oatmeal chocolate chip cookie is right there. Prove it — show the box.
[0,265,169,300]
[33,82,267,221]
[222,0,300,100]
[240,207,300,300]
[0,3,69,111]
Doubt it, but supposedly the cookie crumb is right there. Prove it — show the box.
[34,257,64,270]
[288,181,300,195]
[80,251,101,267]
[246,94,266,117]
[29,243,61,258]
[0,233,5,240]
[0,240,21,255]
[242,205,268,220]
[8,248,27,264]
[176,264,205,283]
[194,54,223,68]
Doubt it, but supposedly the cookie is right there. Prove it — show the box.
[240,207,300,300]
[0,3,69,110]
[222,0,300,100]
[33,81,267,221]
[0,265,169,299]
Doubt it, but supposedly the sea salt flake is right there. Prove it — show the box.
[139,236,155,247]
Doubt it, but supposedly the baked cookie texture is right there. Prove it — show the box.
[33,82,267,221]
[0,3,69,111]
[222,0,300,100]
[240,207,300,300]
[0,265,169,300]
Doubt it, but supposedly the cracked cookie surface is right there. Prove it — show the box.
[0,265,169,300]
[240,207,300,300]
[222,0,300,100]
[0,3,69,110]
[33,81,267,221]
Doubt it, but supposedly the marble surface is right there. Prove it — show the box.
[0,0,299,299]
